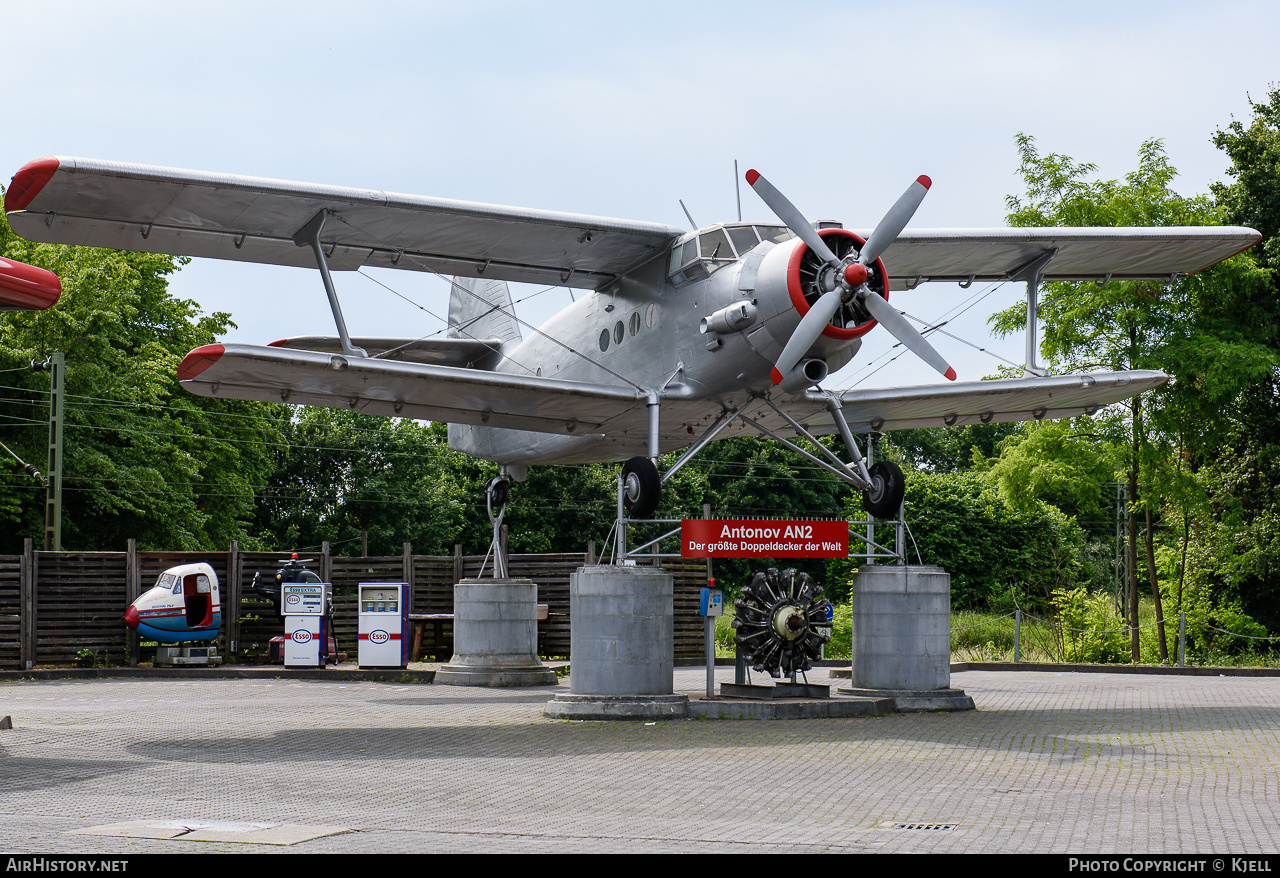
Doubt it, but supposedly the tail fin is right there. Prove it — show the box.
[448,277,521,345]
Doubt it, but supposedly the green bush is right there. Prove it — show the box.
[1053,586,1129,663]
[856,473,1089,612]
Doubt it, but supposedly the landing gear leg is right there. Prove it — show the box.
[485,472,511,578]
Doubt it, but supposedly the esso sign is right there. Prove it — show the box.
[369,630,389,645]
[286,594,301,606]
[291,629,312,643]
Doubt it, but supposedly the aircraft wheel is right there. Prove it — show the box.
[621,457,661,517]
[862,460,905,518]
[485,475,510,514]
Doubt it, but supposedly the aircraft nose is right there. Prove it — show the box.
[125,604,139,631]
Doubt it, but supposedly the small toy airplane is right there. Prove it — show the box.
[124,562,221,644]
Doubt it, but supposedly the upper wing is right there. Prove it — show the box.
[4,157,684,290]
[855,227,1261,290]
[790,370,1169,434]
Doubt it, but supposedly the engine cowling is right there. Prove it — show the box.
[752,228,890,358]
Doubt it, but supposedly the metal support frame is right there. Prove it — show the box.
[612,393,903,564]
[482,468,512,579]
[293,209,367,359]
[1008,249,1058,378]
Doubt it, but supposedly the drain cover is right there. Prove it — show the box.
[881,822,958,831]
[69,820,351,846]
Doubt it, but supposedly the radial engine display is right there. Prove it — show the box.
[732,568,832,678]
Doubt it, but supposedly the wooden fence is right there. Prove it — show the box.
[0,539,712,669]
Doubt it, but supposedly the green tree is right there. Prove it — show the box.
[1197,87,1280,633]
[252,411,470,556]
[989,134,1274,660]
[0,207,283,552]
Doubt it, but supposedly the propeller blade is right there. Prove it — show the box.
[859,175,931,266]
[860,290,956,380]
[771,289,843,384]
[745,169,841,267]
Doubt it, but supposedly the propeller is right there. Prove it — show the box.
[746,170,956,384]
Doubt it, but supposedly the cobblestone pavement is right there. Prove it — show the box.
[2,668,1279,853]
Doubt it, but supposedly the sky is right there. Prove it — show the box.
[4,0,1278,389]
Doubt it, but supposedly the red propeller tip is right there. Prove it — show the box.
[770,367,784,385]
[745,169,761,186]
[916,175,932,190]
[944,367,956,381]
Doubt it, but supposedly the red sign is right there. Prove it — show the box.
[680,520,849,558]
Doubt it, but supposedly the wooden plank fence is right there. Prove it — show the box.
[0,539,714,669]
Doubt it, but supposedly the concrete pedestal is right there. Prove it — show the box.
[544,565,688,720]
[434,578,557,687]
[837,565,972,711]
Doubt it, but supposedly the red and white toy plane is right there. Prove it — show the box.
[124,561,221,644]
[4,156,1260,530]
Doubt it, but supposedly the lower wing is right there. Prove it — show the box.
[179,343,1165,455]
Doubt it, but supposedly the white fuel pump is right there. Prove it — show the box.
[282,581,332,668]
[357,582,409,669]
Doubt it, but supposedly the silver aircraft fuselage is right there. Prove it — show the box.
[448,223,868,467]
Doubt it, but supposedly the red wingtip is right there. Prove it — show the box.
[5,157,60,214]
[267,338,288,347]
[177,344,225,382]
[916,175,932,190]
[770,367,784,385]
[0,257,61,310]
[944,367,957,381]
[746,169,761,186]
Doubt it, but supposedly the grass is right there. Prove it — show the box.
[716,598,1280,667]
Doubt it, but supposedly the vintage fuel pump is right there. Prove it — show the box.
[357,582,409,669]
[282,580,332,668]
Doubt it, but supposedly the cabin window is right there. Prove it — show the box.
[599,329,610,352]
[613,321,624,344]
[629,312,641,336]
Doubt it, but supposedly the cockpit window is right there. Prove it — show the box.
[727,225,760,255]
[699,229,733,261]
[757,225,792,244]
[668,223,792,286]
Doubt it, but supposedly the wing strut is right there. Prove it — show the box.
[293,210,367,359]
[1008,249,1058,378]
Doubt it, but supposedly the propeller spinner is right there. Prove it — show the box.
[746,170,956,384]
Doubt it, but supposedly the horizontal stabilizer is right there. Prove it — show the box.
[269,336,506,369]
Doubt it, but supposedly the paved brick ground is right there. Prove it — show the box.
[2,668,1279,853]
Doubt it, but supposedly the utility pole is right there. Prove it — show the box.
[40,353,64,552]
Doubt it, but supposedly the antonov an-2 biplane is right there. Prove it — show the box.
[3,156,1260,529]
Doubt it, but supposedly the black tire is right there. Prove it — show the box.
[862,460,905,518]
[485,476,510,511]
[621,457,661,517]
